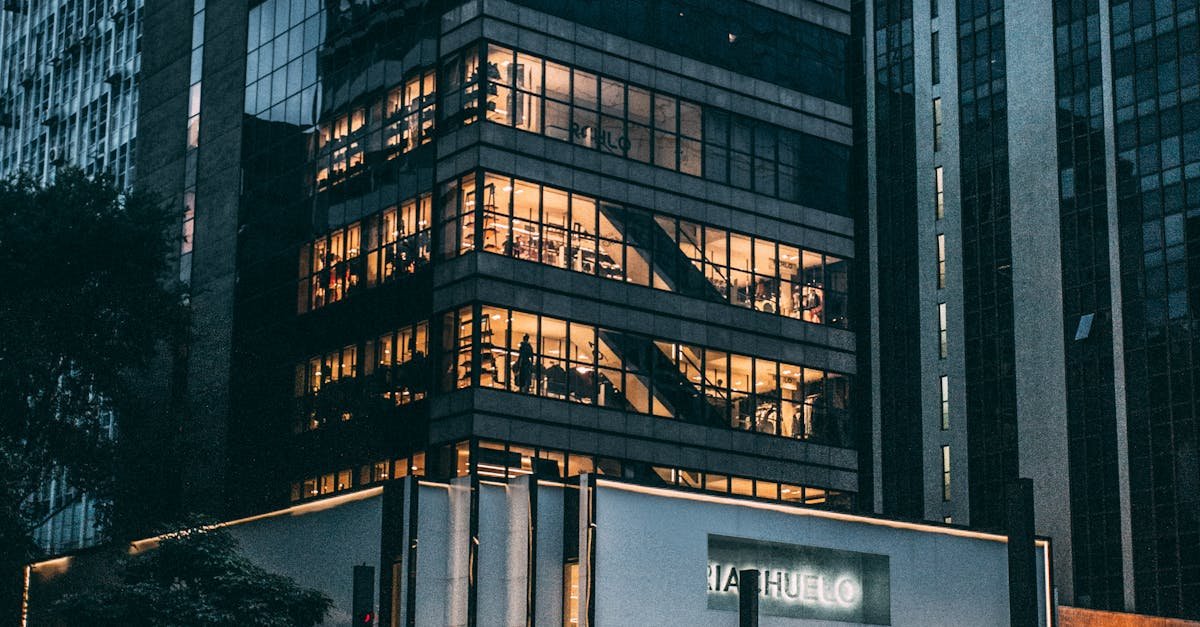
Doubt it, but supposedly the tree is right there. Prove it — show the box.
[52,521,333,626]
[0,168,182,569]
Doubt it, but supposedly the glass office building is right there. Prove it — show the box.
[0,0,142,556]
[866,0,1200,619]
[139,0,860,554]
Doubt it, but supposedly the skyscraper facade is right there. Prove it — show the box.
[868,0,1200,618]
[0,0,142,555]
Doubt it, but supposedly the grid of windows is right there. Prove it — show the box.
[439,171,850,327]
[244,0,322,123]
[291,454,425,502]
[443,41,851,216]
[442,305,853,447]
[297,194,432,313]
[1052,0,1126,610]
[484,44,702,176]
[701,108,850,215]
[957,0,1018,530]
[1110,0,1200,616]
[311,69,436,192]
[506,0,850,105]
[874,0,925,519]
[292,322,429,432]
[0,0,141,187]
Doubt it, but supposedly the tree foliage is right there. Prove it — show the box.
[0,169,181,566]
[53,521,333,627]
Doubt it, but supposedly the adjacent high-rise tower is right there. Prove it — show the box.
[0,0,143,555]
[867,0,1200,618]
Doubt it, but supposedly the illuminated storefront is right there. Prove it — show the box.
[25,475,1055,626]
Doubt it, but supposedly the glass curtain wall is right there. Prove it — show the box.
[297,193,433,313]
[292,321,429,432]
[439,171,851,327]
[442,305,853,447]
[440,41,851,216]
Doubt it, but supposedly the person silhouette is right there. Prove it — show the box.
[515,333,535,393]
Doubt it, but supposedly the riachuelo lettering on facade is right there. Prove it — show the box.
[570,122,632,154]
[707,563,861,608]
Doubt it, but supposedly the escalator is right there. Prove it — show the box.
[599,203,728,303]
[596,329,727,429]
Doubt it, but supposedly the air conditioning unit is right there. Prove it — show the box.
[19,69,35,87]
[0,110,14,128]
[49,148,65,165]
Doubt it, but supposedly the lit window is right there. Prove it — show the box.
[935,166,944,219]
[940,375,950,430]
[938,303,948,358]
[936,233,946,288]
[941,445,951,501]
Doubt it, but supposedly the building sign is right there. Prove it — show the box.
[706,534,891,625]
[570,123,631,155]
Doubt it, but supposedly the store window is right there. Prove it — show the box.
[440,171,851,328]
[297,193,432,313]
[444,304,853,447]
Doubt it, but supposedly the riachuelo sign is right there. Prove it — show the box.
[706,534,891,624]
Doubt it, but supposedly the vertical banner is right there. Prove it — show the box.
[706,535,891,625]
